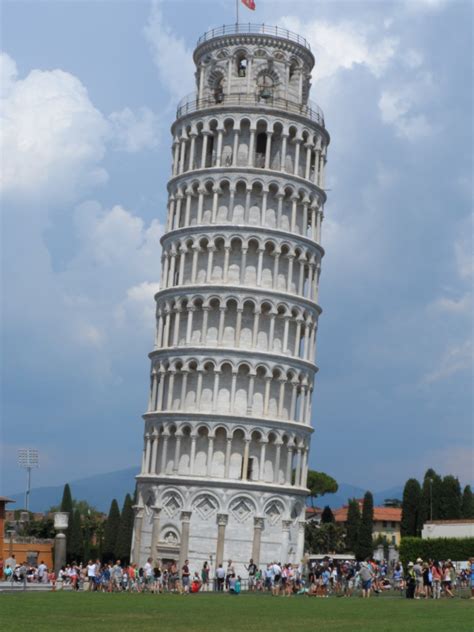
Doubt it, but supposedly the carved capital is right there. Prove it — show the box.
[180,510,192,523]
[253,517,264,530]
[216,513,228,527]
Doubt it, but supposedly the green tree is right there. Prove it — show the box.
[60,483,74,559]
[401,478,422,537]
[461,485,474,519]
[306,471,338,508]
[345,498,361,553]
[439,475,462,519]
[420,469,442,523]
[320,505,335,524]
[305,522,346,554]
[115,494,134,564]
[102,499,121,562]
[69,509,84,562]
[355,491,374,560]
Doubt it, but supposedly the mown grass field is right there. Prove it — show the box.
[1,592,472,632]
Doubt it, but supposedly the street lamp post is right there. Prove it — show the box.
[18,449,39,512]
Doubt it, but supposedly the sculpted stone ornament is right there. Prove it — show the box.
[132,22,329,574]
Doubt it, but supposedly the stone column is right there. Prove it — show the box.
[259,439,267,481]
[280,520,292,562]
[215,513,228,567]
[296,520,306,563]
[224,437,232,478]
[178,511,192,570]
[274,440,282,483]
[251,517,264,566]
[150,431,159,474]
[264,131,273,169]
[174,432,182,472]
[207,435,214,476]
[150,506,162,560]
[232,129,239,166]
[241,438,250,480]
[280,134,288,171]
[131,506,144,564]
[189,433,197,475]
[248,128,256,167]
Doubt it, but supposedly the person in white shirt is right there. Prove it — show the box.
[144,558,153,591]
[37,561,48,584]
[87,560,97,591]
[272,562,282,596]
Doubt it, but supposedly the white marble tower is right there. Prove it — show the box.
[131,24,329,575]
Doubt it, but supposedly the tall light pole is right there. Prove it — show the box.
[429,478,433,521]
[18,448,39,512]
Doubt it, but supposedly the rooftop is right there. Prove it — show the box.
[334,505,402,523]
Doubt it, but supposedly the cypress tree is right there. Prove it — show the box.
[103,499,121,562]
[115,494,134,564]
[346,498,361,553]
[60,483,74,559]
[461,485,474,519]
[401,478,421,536]
[320,505,335,524]
[440,475,462,519]
[69,509,84,562]
[355,492,374,560]
[420,469,442,523]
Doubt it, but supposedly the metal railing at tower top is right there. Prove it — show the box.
[196,24,311,51]
[176,92,325,127]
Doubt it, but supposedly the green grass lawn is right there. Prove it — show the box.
[1,592,472,632]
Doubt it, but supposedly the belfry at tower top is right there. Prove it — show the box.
[177,23,326,131]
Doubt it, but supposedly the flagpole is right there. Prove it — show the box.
[236,0,239,25]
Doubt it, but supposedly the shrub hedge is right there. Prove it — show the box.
[399,537,474,565]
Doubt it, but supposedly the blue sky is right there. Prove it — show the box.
[1,0,472,497]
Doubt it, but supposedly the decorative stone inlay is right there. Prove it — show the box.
[192,494,218,520]
[265,500,284,525]
[162,493,182,518]
[230,497,254,523]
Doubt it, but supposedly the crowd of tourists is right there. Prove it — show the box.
[1,554,472,599]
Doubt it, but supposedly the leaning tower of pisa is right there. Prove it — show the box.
[131,24,329,575]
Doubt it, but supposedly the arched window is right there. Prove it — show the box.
[256,132,267,167]
[237,54,247,77]
[214,77,224,104]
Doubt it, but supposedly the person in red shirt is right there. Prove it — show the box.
[191,573,201,593]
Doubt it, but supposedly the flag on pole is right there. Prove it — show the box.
[241,0,256,10]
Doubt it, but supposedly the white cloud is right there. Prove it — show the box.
[144,1,195,102]
[109,106,160,152]
[423,339,472,384]
[455,233,473,281]
[279,16,398,80]
[378,72,436,139]
[0,51,17,97]
[0,52,109,202]
[115,281,161,330]
[432,294,472,315]
[404,0,448,12]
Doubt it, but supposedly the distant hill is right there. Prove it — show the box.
[318,483,403,509]
[7,467,138,513]
[7,468,403,513]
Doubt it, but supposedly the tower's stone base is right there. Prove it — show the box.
[132,479,306,576]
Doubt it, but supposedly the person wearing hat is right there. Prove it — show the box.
[413,558,424,599]
[405,562,416,599]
